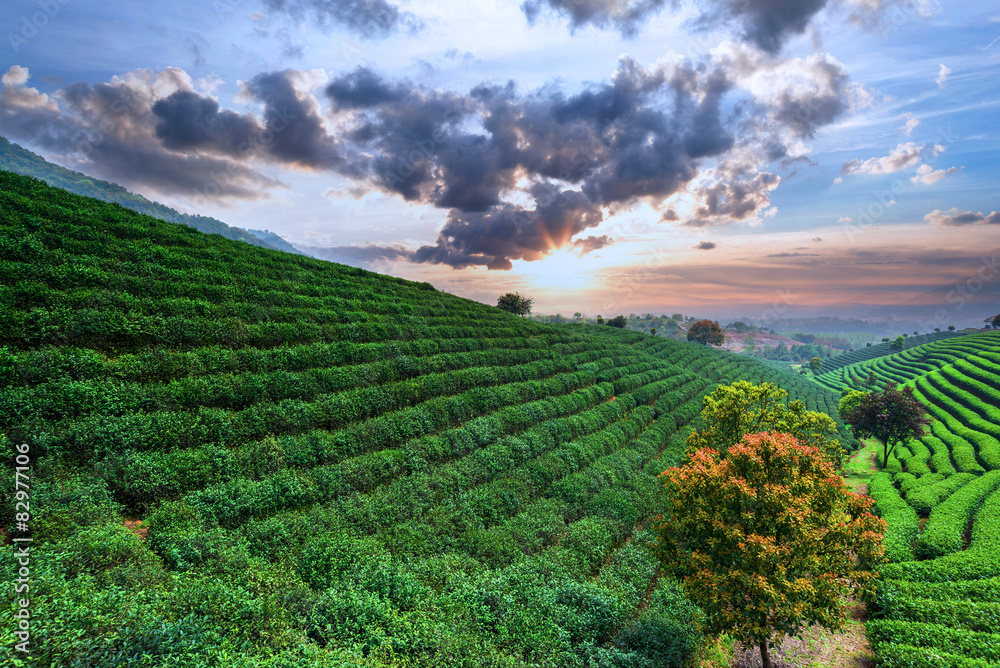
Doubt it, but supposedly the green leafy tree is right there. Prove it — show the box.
[949,324,956,331]
[607,315,628,328]
[743,334,757,354]
[809,356,823,373]
[889,335,905,351]
[686,319,724,346]
[838,389,868,418]
[686,381,845,463]
[654,431,885,668]
[496,292,533,316]
[841,384,932,468]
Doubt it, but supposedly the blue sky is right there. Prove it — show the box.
[2,0,998,325]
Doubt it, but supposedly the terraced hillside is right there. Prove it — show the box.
[0,171,855,666]
[814,331,1000,667]
[819,330,966,376]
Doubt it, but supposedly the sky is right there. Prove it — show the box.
[1,0,998,327]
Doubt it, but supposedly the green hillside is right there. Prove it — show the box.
[0,170,855,666]
[819,330,967,376]
[0,136,300,255]
[815,331,1000,666]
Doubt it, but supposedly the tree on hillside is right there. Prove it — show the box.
[841,384,932,468]
[889,335,905,351]
[607,315,628,328]
[686,381,845,463]
[496,292,533,316]
[654,431,885,668]
[687,319,724,346]
[838,389,868,417]
[744,334,757,354]
[949,324,956,331]
[809,356,823,373]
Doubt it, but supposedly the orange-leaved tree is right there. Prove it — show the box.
[653,431,885,668]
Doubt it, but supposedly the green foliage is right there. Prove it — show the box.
[867,472,918,563]
[916,470,1000,559]
[841,384,931,468]
[655,431,884,666]
[686,380,845,462]
[496,292,533,316]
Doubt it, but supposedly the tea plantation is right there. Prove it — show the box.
[0,170,869,667]
[814,331,1000,667]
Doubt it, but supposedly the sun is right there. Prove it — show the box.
[512,248,607,290]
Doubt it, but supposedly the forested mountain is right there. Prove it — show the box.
[0,136,300,254]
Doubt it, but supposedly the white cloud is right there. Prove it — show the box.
[899,113,920,136]
[924,208,1000,226]
[841,142,941,176]
[935,64,951,87]
[911,163,959,184]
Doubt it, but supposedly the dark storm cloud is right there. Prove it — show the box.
[412,188,604,270]
[521,0,668,38]
[693,241,717,250]
[328,57,751,268]
[523,0,917,53]
[153,71,355,172]
[769,56,848,137]
[924,208,1000,227]
[684,170,780,227]
[0,44,856,269]
[522,0,892,52]
[243,70,351,171]
[697,0,828,53]
[260,0,421,38]
[326,67,408,110]
[571,235,614,255]
[0,66,279,198]
[153,90,259,155]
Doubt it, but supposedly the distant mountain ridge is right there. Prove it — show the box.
[0,136,301,255]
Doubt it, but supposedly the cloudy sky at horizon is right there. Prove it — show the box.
[1,0,998,325]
